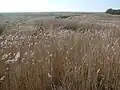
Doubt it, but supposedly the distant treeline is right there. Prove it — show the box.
[106,8,120,15]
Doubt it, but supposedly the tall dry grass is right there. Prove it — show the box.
[0,22,120,90]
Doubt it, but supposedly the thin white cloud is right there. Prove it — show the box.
[0,0,72,12]
[0,0,54,12]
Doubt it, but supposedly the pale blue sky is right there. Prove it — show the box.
[0,0,119,12]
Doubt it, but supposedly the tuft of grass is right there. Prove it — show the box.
[0,24,5,35]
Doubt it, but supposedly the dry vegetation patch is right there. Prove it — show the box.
[0,15,120,90]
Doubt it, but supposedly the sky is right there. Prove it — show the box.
[0,0,119,12]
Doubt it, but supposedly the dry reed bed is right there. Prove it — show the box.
[0,23,120,90]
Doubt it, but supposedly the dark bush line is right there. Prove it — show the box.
[55,15,70,19]
[106,8,120,15]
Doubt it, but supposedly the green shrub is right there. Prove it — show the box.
[55,15,70,19]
